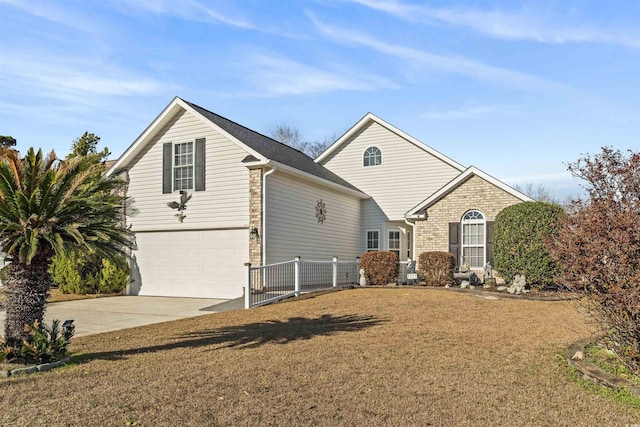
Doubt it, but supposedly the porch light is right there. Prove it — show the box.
[249,227,259,240]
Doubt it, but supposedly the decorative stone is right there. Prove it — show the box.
[484,262,493,278]
[496,286,508,292]
[0,370,9,378]
[359,269,367,287]
[507,274,527,294]
[460,280,469,289]
[11,366,38,375]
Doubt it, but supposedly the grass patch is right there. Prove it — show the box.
[560,350,640,412]
[1,289,639,425]
[585,342,640,386]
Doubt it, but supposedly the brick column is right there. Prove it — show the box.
[248,168,263,267]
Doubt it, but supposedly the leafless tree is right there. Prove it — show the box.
[270,124,335,159]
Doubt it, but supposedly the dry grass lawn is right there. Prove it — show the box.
[1,288,638,426]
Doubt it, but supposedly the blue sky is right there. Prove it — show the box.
[1,0,638,200]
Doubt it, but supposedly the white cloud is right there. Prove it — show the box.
[114,0,255,29]
[346,0,640,48]
[419,105,518,120]
[309,14,559,89]
[0,54,171,99]
[235,53,399,97]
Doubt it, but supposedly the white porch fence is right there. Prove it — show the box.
[244,258,413,309]
[244,257,360,309]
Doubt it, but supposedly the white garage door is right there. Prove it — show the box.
[131,229,248,299]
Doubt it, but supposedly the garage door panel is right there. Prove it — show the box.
[131,229,247,299]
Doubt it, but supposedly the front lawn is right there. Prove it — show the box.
[1,289,637,425]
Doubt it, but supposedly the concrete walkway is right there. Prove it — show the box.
[0,296,244,337]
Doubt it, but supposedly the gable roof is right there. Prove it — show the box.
[406,166,533,217]
[107,97,363,195]
[183,100,361,192]
[315,112,465,172]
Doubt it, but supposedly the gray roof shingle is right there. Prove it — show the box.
[183,99,362,193]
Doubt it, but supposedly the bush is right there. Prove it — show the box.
[418,252,455,287]
[20,319,75,364]
[49,251,129,295]
[548,147,640,368]
[49,251,87,294]
[97,258,130,294]
[493,201,564,289]
[360,251,399,285]
[0,319,75,365]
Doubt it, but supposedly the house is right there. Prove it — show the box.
[107,97,531,299]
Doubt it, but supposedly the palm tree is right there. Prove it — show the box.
[0,147,132,349]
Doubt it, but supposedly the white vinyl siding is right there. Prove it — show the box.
[321,121,461,220]
[126,109,250,232]
[265,170,361,263]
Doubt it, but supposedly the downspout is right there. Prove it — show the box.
[262,166,277,265]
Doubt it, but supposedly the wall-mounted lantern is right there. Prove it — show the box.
[249,227,259,241]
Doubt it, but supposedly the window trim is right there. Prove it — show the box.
[363,146,382,167]
[366,229,380,252]
[388,230,400,258]
[461,210,486,268]
[172,140,195,192]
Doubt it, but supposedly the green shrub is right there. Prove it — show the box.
[418,251,455,287]
[50,251,129,295]
[360,251,399,285]
[97,258,130,294]
[49,251,87,294]
[19,319,75,364]
[493,201,564,288]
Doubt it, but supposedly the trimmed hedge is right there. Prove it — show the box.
[360,251,399,285]
[493,201,564,288]
[418,251,455,287]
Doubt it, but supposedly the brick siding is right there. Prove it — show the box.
[415,175,522,256]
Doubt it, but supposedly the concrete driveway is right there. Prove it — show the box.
[0,296,244,337]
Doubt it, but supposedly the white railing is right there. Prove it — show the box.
[245,256,360,309]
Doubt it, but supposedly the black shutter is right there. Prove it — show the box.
[486,221,495,266]
[195,138,205,191]
[162,142,172,194]
[449,222,460,266]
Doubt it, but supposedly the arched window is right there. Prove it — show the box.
[363,146,382,167]
[461,210,485,268]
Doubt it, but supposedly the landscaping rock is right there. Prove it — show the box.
[484,278,497,288]
[496,286,508,292]
[11,366,38,375]
[460,280,470,289]
[507,275,527,294]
